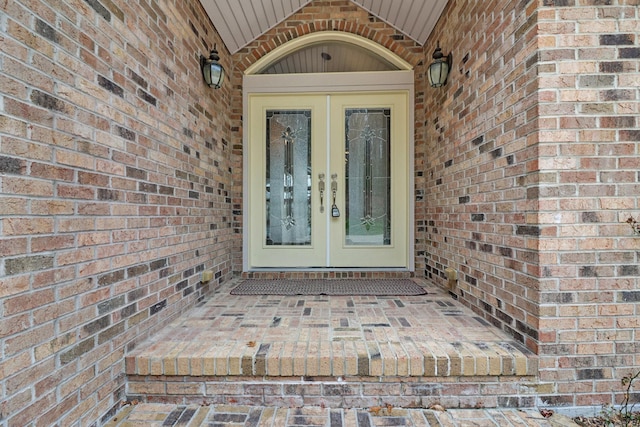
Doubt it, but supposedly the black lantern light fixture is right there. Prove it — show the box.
[427,42,452,88]
[200,46,225,89]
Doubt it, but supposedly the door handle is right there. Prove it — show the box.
[318,173,325,213]
[331,174,340,217]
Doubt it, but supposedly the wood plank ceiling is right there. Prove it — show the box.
[199,0,449,55]
[261,42,397,74]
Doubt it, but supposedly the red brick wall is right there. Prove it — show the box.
[0,0,233,424]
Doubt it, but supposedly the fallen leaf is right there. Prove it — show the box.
[369,406,382,416]
[540,409,554,418]
[430,404,446,412]
[247,341,256,347]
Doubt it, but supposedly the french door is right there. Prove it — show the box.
[247,92,409,268]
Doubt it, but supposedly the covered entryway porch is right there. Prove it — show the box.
[124,16,540,409]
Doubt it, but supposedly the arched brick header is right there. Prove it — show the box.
[234,19,424,74]
[245,31,414,75]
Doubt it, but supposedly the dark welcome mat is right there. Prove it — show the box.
[230,279,427,296]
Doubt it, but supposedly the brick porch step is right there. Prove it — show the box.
[126,339,533,378]
[125,279,541,408]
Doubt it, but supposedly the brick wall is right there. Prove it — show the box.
[2,0,639,423]
[418,0,541,349]
[534,2,640,408]
[420,0,639,409]
[0,0,233,425]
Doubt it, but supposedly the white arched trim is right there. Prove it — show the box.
[244,31,413,75]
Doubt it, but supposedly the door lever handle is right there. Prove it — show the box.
[318,173,325,213]
[331,173,340,217]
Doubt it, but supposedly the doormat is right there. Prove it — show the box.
[230,279,427,296]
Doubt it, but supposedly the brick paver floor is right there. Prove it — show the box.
[106,403,554,426]
[123,278,544,410]
[126,278,536,380]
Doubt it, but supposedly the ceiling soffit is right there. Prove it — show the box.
[198,0,449,54]
[262,42,396,74]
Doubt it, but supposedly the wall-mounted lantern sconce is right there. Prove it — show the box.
[427,43,452,88]
[200,46,225,89]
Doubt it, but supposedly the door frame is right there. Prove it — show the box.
[242,71,415,272]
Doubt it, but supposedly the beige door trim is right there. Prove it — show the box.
[242,72,415,272]
[244,70,414,93]
[247,92,409,269]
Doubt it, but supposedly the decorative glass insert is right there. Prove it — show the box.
[344,108,391,246]
[265,110,312,246]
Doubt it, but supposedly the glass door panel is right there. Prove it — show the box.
[344,108,391,246]
[265,110,312,246]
